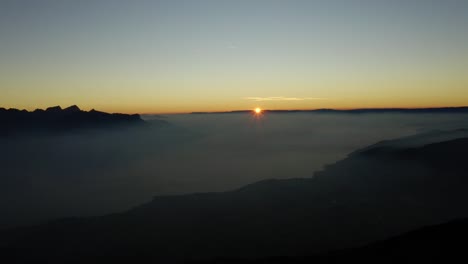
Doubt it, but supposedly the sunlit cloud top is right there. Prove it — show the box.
[245,97,328,102]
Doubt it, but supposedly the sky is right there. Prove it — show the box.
[1,0,467,114]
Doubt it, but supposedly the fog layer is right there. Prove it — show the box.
[1,113,468,228]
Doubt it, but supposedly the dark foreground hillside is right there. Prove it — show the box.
[1,129,468,263]
[198,218,468,264]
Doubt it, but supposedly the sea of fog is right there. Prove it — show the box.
[1,113,468,228]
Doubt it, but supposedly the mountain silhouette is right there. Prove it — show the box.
[1,129,468,263]
[63,105,81,113]
[0,105,146,137]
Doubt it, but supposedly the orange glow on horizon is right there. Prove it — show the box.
[3,101,468,115]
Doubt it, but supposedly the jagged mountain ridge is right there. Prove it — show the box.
[0,105,146,137]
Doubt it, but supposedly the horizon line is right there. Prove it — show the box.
[3,105,468,115]
[146,106,468,115]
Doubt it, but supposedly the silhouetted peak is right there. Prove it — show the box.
[46,106,62,112]
[64,105,81,112]
[1,105,146,137]
[89,109,105,114]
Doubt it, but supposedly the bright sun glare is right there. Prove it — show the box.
[254,107,262,114]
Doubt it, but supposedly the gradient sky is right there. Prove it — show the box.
[1,0,468,113]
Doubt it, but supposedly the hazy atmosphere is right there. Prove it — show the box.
[2,112,468,228]
[2,1,468,263]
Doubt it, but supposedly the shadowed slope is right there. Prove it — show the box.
[197,218,468,263]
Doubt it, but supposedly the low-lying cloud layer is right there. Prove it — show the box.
[1,112,468,228]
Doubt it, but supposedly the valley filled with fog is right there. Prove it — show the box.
[1,113,468,228]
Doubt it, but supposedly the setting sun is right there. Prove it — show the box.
[254,108,262,114]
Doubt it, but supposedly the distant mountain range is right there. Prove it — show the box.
[0,105,146,137]
[191,106,468,114]
[2,129,468,263]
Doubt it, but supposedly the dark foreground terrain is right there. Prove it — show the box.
[1,129,468,263]
[198,217,468,263]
